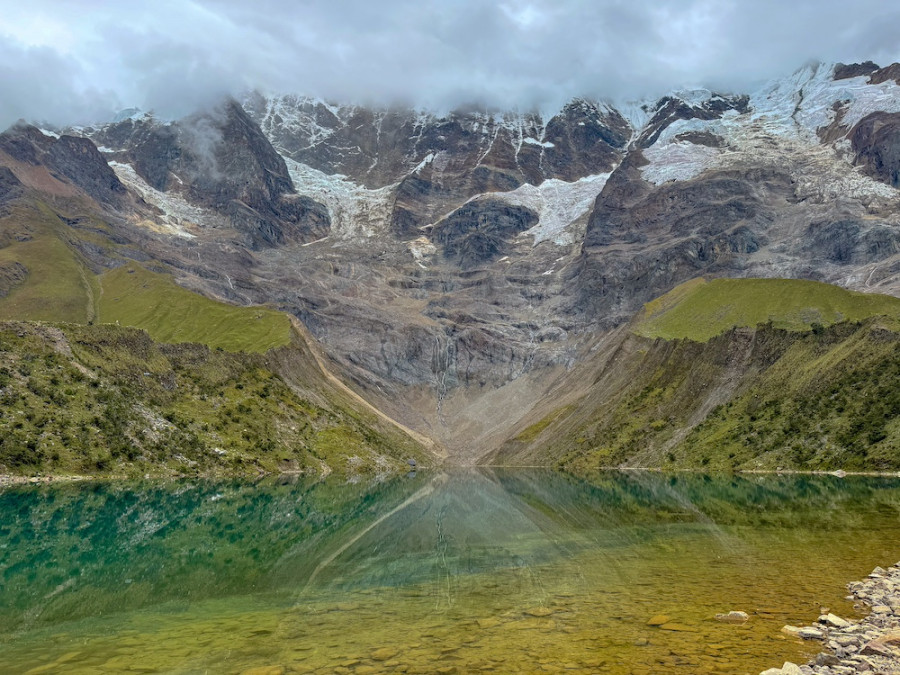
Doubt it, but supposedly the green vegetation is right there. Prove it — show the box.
[677,321,900,471]
[99,263,291,353]
[513,406,574,444]
[634,277,900,341]
[493,278,900,473]
[0,197,424,476]
[0,322,425,477]
[550,320,900,474]
[0,202,99,324]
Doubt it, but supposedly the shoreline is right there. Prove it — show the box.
[4,466,900,486]
[761,561,900,675]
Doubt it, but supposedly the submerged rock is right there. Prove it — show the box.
[716,610,750,623]
[370,647,399,661]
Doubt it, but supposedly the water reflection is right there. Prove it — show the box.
[1,470,899,674]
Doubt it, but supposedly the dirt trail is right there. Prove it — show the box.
[289,317,446,460]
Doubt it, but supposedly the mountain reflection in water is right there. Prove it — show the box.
[1,469,899,674]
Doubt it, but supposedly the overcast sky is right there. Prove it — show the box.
[1,0,899,128]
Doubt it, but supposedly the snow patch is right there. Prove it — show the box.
[108,162,198,239]
[522,138,555,148]
[283,157,395,239]
[640,142,722,185]
[414,152,435,173]
[633,63,899,204]
[483,172,612,245]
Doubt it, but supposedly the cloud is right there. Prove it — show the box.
[0,0,898,128]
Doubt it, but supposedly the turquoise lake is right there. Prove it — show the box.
[1,470,899,674]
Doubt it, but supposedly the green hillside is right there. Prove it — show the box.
[0,201,426,477]
[492,278,900,473]
[99,263,291,353]
[0,201,99,324]
[634,277,900,341]
[0,322,426,477]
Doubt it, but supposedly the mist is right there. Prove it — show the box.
[1,0,898,129]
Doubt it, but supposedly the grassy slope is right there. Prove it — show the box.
[0,200,425,475]
[0,201,98,323]
[99,264,291,353]
[635,277,900,341]
[0,322,426,477]
[493,278,900,472]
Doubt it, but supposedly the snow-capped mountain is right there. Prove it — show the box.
[2,59,899,457]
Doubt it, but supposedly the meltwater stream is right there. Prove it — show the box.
[1,470,900,674]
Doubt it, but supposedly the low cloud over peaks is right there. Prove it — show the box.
[1,0,899,128]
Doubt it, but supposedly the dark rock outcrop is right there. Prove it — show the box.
[0,261,27,297]
[0,166,23,206]
[806,219,900,265]
[577,161,791,321]
[637,93,749,148]
[84,101,331,247]
[0,124,127,208]
[833,61,881,80]
[850,112,900,187]
[433,199,538,268]
[46,135,128,208]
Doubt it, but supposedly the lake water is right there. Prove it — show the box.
[1,470,899,675]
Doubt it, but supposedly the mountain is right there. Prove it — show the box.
[1,59,899,469]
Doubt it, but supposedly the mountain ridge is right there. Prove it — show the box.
[1,58,899,465]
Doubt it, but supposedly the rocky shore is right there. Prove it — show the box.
[762,562,900,675]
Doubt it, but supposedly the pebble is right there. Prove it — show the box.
[798,628,825,640]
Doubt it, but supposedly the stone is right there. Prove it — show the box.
[780,663,803,675]
[814,653,841,666]
[371,648,399,661]
[798,628,825,640]
[781,625,803,637]
[871,605,891,614]
[820,613,851,628]
[646,615,670,626]
[524,607,554,617]
[715,611,750,623]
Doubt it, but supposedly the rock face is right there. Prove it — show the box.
[243,94,630,238]
[0,166,23,208]
[1,59,899,460]
[83,101,331,247]
[433,199,538,268]
[0,124,127,208]
[851,112,900,187]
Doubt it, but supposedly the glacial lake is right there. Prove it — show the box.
[1,470,899,675]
